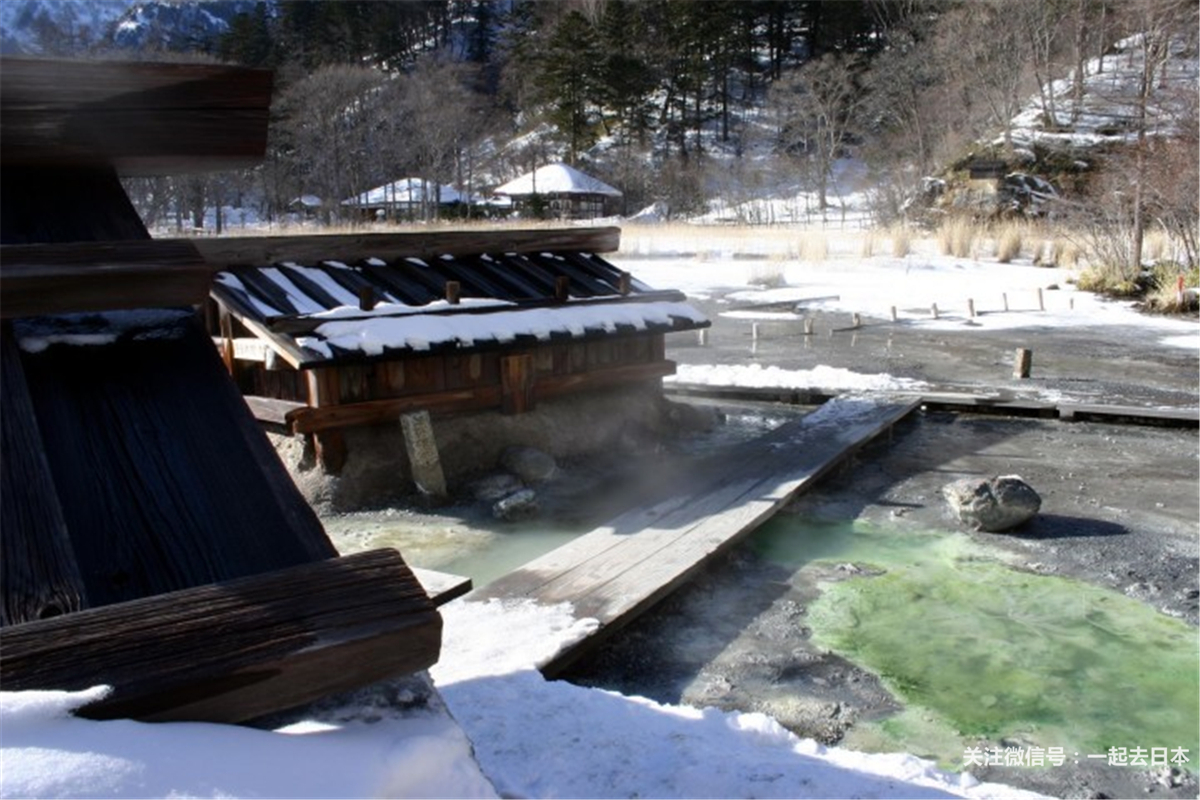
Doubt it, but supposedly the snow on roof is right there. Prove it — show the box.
[295,299,707,359]
[494,163,622,198]
[343,178,464,208]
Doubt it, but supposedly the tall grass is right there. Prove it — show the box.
[937,217,977,258]
[799,230,828,262]
[889,224,913,258]
[994,222,1027,263]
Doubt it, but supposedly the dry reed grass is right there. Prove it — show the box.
[937,217,977,258]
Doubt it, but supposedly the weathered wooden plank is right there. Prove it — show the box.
[0,325,88,626]
[289,386,503,434]
[1056,402,1198,427]
[191,227,622,268]
[243,395,307,427]
[475,398,921,676]
[0,549,441,724]
[1,58,272,173]
[501,353,535,414]
[285,361,678,434]
[0,239,211,318]
[21,320,337,608]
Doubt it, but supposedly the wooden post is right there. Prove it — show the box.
[554,275,570,303]
[1003,292,1009,312]
[618,271,632,295]
[500,354,535,415]
[445,281,461,305]
[1013,348,1032,379]
[698,329,709,346]
[751,322,760,340]
[218,307,235,374]
[400,410,448,504]
[931,302,939,319]
[305,368,346,474]
[967,299,976,318]
[358,286,377,312]
[890,306,898,322]
[803,318,815,336]
[1037,287,1044,311]
[851,312,861,329]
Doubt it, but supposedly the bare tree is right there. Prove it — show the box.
[770,53,863,215]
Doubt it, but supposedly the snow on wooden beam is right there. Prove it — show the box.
[0,240,212,319]
[0,548,442,724]
[0,58,272,174]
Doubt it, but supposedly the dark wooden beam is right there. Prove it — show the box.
[1,58,273,174]
[0,240,211,318]
[191,227,622,267]
[0,549,441,724]
[0,325,88,626]
[286,361,675,434]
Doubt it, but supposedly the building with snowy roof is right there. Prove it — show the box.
[203,226,709,509]
[493,163,622,220]
[342,178,465,221]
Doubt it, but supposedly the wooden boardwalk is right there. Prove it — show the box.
[475,396,921,676]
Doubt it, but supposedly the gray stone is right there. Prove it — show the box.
[943,474,1041,532]
[492,489,539,521]
[469,473,525,503]
[500,445,557,484]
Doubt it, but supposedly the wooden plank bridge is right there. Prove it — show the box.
[475,396,921,676]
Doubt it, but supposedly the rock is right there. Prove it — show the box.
[943,475,1041,532]
[469,473,524,503]
[492,489,539,521]
[499,446,557,484]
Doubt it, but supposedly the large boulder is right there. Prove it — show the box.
[500,445,557,484]
[943,475,1041,532]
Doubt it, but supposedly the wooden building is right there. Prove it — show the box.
[0,58,443,723]
[202,226,709,480]
[493,163,623,220]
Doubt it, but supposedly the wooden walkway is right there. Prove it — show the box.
[475,396,921,676]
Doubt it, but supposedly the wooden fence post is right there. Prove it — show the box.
[1013,348,1032,379]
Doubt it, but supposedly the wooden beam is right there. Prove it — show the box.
[0,240,211,318]
[1,58,273,174]
[286,361,678,434]
[0,325,88,626]
[0,549,441,724]
[191,227,623,268]
[243,395,307,427]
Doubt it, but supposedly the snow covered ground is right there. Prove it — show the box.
[5,226,1195,799]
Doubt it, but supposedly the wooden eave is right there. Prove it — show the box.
[0,58,272,174]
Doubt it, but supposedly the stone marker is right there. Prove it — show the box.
[942,474,1041,532]
[400,410,447,503]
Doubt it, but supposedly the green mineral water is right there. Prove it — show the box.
[750,518,1199,771]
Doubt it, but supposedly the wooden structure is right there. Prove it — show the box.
[204,226,708,473]
[0,58,444,723]
[476,397,921,676]
[493,163,623,220]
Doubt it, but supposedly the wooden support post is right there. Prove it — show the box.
[803,318,815,336]
[500,353,535,415]
[851,312,861,329]
[1003,292,1009,312]
[967,299,976,318]
[1013,348,1032,379]
[698,329,709,346]
[445,281,461,305]
[931,302,939,319]
[890,306,898,322]
[400,410,448,504]
[554,275,570,303]
[305,368,346,474]
[358,286,377,312]
[751,322,760,340]
[618,271,632,295]
[218,307,235,374]
[1037,287,1045,311]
